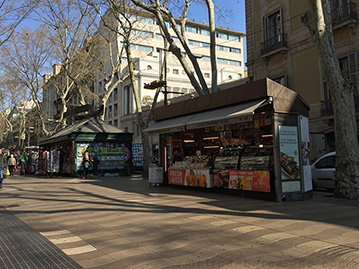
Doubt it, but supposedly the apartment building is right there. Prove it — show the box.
[96,10,246,142]
[245,0,358,152]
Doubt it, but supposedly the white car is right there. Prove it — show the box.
[311,152,336,190]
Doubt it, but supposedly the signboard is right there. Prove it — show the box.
[279,126,301,192]
[169,168,211,188]
[228,170,271,192]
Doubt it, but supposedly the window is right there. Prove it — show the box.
[114,119,118,126]
[124,85,132,115]
[229,35,241,42]
[147,65,152,70]
[229,60,241,66]
[114,88,118,100]
[273,75,287,87]
[204,73,210,78]
[98,81,102,93]
[109,92,112,102]
[217,32,228,39]
[323,53,357,115]
[316,156,335,169]
[139,17,153,24]
[114,103,118,116]
[186,26,198,33]
[238,73,242,79]
[136,30,153,38]
[173,69,179,75]
[201,29,210,36]
[172,36,180,43]
[201,56,210,61]
[156,33,164,40]
[202,42,210,48]
[217,58,228,64]
[137,45,153,52]
[108,105,112,118]
[230,48,241,53]
[262,9,284,53]
[189,40,201,46]
[330,0,355,25]
[217,45,229,52]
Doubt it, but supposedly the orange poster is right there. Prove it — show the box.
[168,169,211,188]
[228,170,270,193]
[168,169,186,185]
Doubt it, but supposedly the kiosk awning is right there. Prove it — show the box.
[144,98,268,133]
[144,114,196,133]
[185,99,268,130]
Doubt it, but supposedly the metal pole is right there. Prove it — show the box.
[164,51,167,106]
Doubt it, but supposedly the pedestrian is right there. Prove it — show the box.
[91,154,99,177]
[82,152,91,179]
[0,149,6,189]
[8,154,17,176]
[20,152,28,175]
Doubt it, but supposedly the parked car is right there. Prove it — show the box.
[311,152,336,190]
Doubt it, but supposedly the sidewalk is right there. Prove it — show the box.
[1,174,359,268]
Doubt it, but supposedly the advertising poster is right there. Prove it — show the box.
[300,116,312,192]
[132,143,143,167]
[168,169,211,188]
[228,170,271,193]
[279,126,301,192]
[213,170,229,188]
[76,142,130,171]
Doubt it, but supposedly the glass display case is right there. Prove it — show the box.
[213,147,242,171]
[239,145,273,171]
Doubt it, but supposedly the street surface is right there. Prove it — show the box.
[1,174,359,268]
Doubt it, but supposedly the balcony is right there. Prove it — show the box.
[331,1,357,26]
[260,33,287,56]
[321,94,359,116]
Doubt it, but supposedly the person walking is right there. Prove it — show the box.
[20,152,28,175]
[82,152,91,179]
[91,154,99,177]
[0,149,6,189]
[8,154,16,176]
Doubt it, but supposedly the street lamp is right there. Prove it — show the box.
[144,79,185,105]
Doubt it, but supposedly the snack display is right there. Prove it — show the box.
[280,152,300,179]
[172,155,209,169]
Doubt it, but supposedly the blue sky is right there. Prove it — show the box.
[187,0,247,68]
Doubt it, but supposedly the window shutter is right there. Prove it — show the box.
[279,8,284,35]
[262,16,267,42]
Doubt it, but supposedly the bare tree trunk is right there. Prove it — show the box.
[124,41,150,175]
[205,0,218,92]
[302,0,359,199]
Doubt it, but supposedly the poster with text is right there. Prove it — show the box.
[279,126,301,192]
[228,170,270,192]
[169,169,211,188]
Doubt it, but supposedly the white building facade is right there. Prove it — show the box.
[96,12,246,143]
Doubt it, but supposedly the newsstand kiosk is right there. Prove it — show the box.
[145,78,312,202]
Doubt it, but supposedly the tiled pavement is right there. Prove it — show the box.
[0,209,80,268]
[0,174,359,268]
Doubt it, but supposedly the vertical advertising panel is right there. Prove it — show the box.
[300,116,312,192]
[279,126,301,192]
